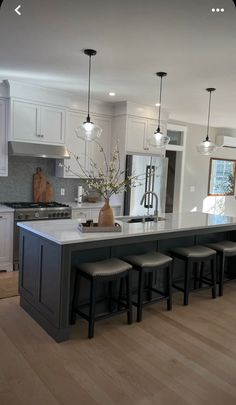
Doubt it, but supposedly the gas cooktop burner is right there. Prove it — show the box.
[5,202,70,209]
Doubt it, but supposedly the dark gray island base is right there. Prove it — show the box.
[18,213,236,342]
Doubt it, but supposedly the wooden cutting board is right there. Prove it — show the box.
[33,167,47,202]
[45,182,54,202]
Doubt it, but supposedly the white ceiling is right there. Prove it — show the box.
[0,0,236,127]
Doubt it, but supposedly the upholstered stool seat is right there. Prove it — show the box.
[171,245,216,258]
[78,258,132,277]
[206,241,236,254]
[171,245,217,305]
[71,258,133,338]
[125,252,172,268]
[124,252,173,322]
[205,241,236,296]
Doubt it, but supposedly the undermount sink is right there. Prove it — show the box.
[119,216,166,223]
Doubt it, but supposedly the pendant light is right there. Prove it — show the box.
[148,72,170,148]
[75,49,102,141]
[196,88,217,155]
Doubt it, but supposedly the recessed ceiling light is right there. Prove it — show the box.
[109,92,116,96]
[155,103,161,107]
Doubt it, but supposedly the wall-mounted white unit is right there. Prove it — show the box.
[0,99,8,177]
[216,135,236,148]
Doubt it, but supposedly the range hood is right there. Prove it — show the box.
[8,141,70,159]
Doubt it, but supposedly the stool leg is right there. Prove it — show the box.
[193,263,198,289]
[199,262,204,288]
[167,262,172,311]
[70,272,81,325]
[184,260,191,306]
[147,272,153,301]
[88,278,96,339]
[137,270,144,322]
[108,281,113,312]
[126,273,133,325]
[118,278,124,310]
[211,256,217,299]
[219,253,225,296]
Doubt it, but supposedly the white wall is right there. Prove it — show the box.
[171,120,236,216]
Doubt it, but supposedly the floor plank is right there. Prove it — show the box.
[0,271,19,299]
[0,283,236,404]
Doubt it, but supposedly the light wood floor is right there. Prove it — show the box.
[1,284,236,405]
[0,271,19,299]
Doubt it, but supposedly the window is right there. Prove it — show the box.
[208,158,236,196]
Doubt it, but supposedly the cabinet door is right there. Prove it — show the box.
[0,100,7,176]
[40,106,65,144]
[0,213,13,266]
[12,100,40,142]
[87,116,111,174]
[126,117,147,153]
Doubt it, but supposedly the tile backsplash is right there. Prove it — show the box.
[0,156,93,202]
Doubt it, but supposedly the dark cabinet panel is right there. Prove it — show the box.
[19,232,39,304]
[36,239,62,327]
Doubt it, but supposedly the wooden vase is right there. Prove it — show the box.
[98,199,115,227]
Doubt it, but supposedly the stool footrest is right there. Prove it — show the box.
[132,295,168,308]
[74,307,128,323]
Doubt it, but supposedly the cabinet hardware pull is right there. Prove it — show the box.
[0,216,3,218]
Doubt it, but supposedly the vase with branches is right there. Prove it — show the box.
[61,141,147,227]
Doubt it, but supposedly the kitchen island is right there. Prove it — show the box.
[18,212,236,342]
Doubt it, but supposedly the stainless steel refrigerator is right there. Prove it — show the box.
[124,154,168,216]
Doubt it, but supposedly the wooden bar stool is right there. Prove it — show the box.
[205,241,236,296]
[70,258,133,338]
[124,252,173,322]
[171,245,217,305]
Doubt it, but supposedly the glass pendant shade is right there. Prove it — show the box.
[75,118,102,142]
[196,138,217,155]
[75,49,102,142]
[196,88,217,155]
[149,128,170,148]
[148,72,170,149]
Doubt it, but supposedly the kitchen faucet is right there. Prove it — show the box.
[140,191,158,222]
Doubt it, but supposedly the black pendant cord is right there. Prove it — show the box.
[87,54,92,122]
[206,91,212,141]
[205,88,216,142]
[157,76,163,131]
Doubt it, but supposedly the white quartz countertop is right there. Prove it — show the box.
[17,212,236,245]
[0,204,14,213]
[68,202,121,209]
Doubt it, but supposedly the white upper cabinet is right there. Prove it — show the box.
[126,116,167,154]
[0,99,8,177]
[87,116,111,174]
[126,117,147,153]
[56,111,86,178]
[12,101,39,142]
[56,112,111,179]
[40,106,65,144]
[10,100,65,144]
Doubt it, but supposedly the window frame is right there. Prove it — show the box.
[208,157,236,196]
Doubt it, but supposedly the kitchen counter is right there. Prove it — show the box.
[18,211,236,342]
[0,204,14,213]
[18,212,236,245]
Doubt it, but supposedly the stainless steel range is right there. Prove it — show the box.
[4,202,72,270]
